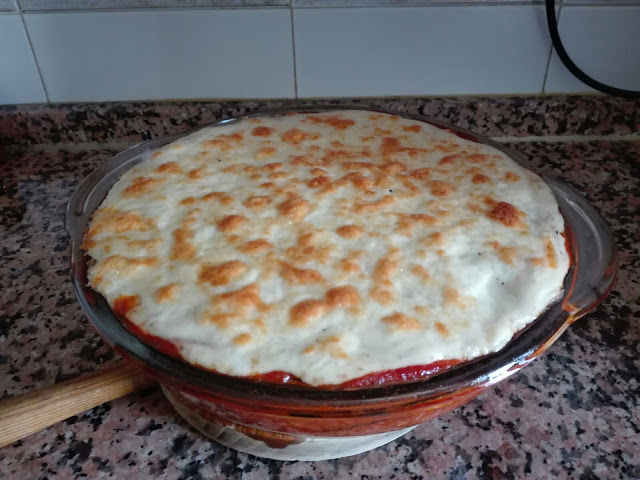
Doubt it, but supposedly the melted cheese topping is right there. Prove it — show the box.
[83,111,570,386]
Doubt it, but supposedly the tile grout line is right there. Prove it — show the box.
[19,11,51,103]
[289,1,299,99]
[5,133,639,154]
[541,2,561,94]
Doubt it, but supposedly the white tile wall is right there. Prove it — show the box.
[293,0,542,6]
[0,14,47,104]
[0,0,17,11]
[563,0,640,3]
[294,6,552,97]
[19,0,288,10]
[545,6,640,93]
[1,4,639,104]
[24,9,295,102]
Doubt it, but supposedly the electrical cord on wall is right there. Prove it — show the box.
[545,0,640,98]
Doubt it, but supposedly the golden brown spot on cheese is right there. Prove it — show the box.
[325,286,360,308]
[199,260,248,287]
[488,241,518,265]
[340,259,361,274]
[171,217,196,261]
[354,195,395,214]
[370,285,393,305]
[180,197,196,205]
[201,191,233,205]
[331,141,345,148]
[337,172,373,191]
[156,162,182,174]
[93,256,158,285]
[268,172,289,180]
[290,300,327,327]
[286,235,333,264]
[410,264,430,282]
[307,175,331,188]
[341,161,377,171]
[201,139,232,151]
[307,115,355,130]
[202,312,238,329]
[239,239,273,254]
[467,202,483,214]
[212,284,266,313]
[83,209,155,247]
[546,239,557,269]
[290,155,311,166]
[381,161,408,174]
[244,196,271,209]
[259,182,276,189]
[435,321,450,338]
[336,225,363,239]
[505,172,521,182]
[529,257,546,267]
[303,335,348,359]
[217,215,247,233]
[188,168,204,180]
[443,287,473,310]
[222,165,240,174]
[310,168,327,176]
[233,333,253,346]
[395,213,439,236]
[443,287,460,305]
[280,262,325,285]
[382,313,421,331]
[127,239,161,250]
[322,149,371,164]
[407,167,431,180]
[438,154,459,165]
[254,318,266,331]
[487,202,519,227]
[402,125,422,133]
[154,284,179,303]
[252,126,273,137]
[201,132,244,152]
[472,173,491,184]
[281,128,310,144]
[374,254,399,286]
[122,176,164,197]
[380,136,428,158]
[427,180,456,197]
[467,153,487,163]
[414,305,430,316]
[277,196,309,221]
[263,162,284,171]
[255,147,277,160]
[152,151,163,159]
[423,232,444,247]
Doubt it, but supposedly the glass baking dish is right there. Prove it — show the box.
[65,107,618,461]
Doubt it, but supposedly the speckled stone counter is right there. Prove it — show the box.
[0,96,638,480]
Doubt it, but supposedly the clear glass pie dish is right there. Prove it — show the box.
[65,107,618,461]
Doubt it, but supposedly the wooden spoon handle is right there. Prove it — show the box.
[0,362,156,448]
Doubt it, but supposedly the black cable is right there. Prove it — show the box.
[545,0,640,98]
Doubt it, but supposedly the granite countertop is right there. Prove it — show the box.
[0,96,638,479]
